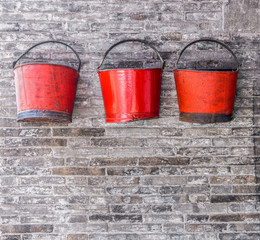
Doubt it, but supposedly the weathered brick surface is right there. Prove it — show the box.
[0,1,259,240]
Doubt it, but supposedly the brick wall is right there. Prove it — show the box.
[0,0,259,240]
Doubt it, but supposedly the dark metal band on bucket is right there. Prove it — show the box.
[174,39,240,124]
[18,110,72,123]
[97,39,164,123]
[179,112,233,124]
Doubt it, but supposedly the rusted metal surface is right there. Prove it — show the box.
[14,64,78,123]
[97,39,164,123]
[174,39,239,124]
[17,110,72,123]
[179,112,233,124]
[174,69,238,123]
[98,68,162,123]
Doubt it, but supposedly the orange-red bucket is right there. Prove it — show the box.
[13,41,81,123]
[173,39,239,124]
[97,39,164,123]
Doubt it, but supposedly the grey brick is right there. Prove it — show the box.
[143,195,186,204]
[107,167,159,176]
[110,204,151,214]
[141,176,187,185]
[53,223,107,233]
[53,128,105,137]
[210,176,256,185]
[54,186,105,195]
[20,215,60,224]
[143,214,183,223]
[88,176,139,186]
[186,12,222,21]
[163,224,184,233]
[161,33,182,41]
[0,148,52,157]
[90,157,138,166]
[19,196,67,205]
[0,186,53,195]
[67,235,88,240]
[91,138,147,147]
[0,216,19,224]
[186,215,209,223]
[109,223,162,233]
[219,233,260,240]
[228,223,260,232]
[66,215,88,223]
[22,234,62,240]
[0,225,53,233]
[210,214,260,222]
[20,177,65,185]
[21,138,67,147]
[1,236,21,240]
[139,157,190,166]
[89,214,142,223]
[89,234,140,240]
[52,167,105,176]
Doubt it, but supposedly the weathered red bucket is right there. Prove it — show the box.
[13,41,81,123]
[97,39,164,123]
[173,39,239,124]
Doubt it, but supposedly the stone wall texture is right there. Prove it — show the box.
[0,0,259,240]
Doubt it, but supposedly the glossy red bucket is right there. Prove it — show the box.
[173,39,239,124]
[13,41,81,123]
[97,39,164,123]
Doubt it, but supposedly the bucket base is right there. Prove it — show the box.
[105,112,159,123]
[179,112,233,124]
[17,110,72,123]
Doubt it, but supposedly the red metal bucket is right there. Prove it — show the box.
[173,39,239,124]
[97,39,164,123]
[13,41,81,123]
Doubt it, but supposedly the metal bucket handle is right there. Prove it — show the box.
[175,38,240,71]
[97,39,165,71]
[13,40,81,72]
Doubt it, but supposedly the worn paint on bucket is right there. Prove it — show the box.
[173,39,239,124]
[174,69,238,123]
[14,64,79,122]
[13,41,81,123]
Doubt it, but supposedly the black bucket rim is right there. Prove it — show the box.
[13,62,79,72]
[98,67,163,73]
[174,69,239,73]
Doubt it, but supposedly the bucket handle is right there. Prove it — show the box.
[97,39,165,71]
[13,40,81,72]
[175,38,240,71]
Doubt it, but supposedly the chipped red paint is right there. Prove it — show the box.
[174,69,238,123]
[98,68,162,123]
[14,64,79,122]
